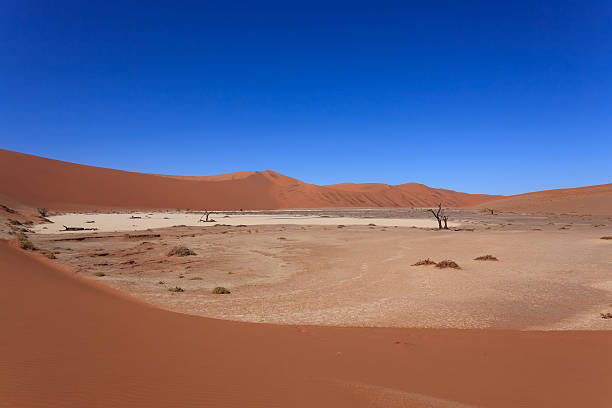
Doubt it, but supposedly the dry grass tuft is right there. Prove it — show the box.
[1,204,17,214]
[167,246,196,257]
[436,260,461,269]
[412,258,436,266]
[212,286,231,294]
[40,249,56,259]
[16,232,36,250]
[93,272,106,277]
[168,286,184,292]
[474,255,498,261]
[600,312,612,319]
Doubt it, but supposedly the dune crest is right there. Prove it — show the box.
[0,149,500,211]
[472,183,612,215]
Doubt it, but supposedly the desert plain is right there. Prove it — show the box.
[2,149,612,407]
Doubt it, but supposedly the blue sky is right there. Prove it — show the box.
[1,1,610,195]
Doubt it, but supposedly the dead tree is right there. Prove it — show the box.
[62,225,98,231]
[485,208,494,215]
[427,203,443,229]
[199,210,216,223]
[442,215,449,229]
[38,208,48,217]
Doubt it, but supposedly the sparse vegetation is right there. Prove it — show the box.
[189,277,203,280]
[167,246,196,256]
[436,260,460,269]
[601,237,612,240]
[474,255,498,261]
[37,208,48,217]
[1,204,17,214]
[158,280,165,285]
[9,219,22,225]
[16,232,36,250]
[93,272,106,277]
[168,286,184,292]
[212,286,230,294]
[40,249,56,259]
[412,258,436,266]
[600,312,612,319]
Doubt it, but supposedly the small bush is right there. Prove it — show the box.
[16,232,36,250]
[37,208,48,217]
[412,258,436,266]
[93,272,106,277]
[167,246,196,257]
[168,286,184,292]
[212,286,230,294]
[474,255,498,261]
[436,260,460,269]
[601,312,612,319]
[1,204,17,214]
[40,249,56,259]
[189,277,203,280]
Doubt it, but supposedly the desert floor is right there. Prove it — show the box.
[26,208,612,330]
[4,239,612,408]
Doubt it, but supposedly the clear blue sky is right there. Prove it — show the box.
[1,1,610,195]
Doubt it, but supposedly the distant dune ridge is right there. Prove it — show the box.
[0,149,500,211]
[1,149,610,214]
[474,183,612,216]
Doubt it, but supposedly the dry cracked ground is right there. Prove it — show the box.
[15,209,612,330]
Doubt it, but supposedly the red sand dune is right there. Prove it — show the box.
[0,149,500,211]
[472,183,612,215]
[2,240,612,408]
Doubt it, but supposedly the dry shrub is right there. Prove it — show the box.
[212,286,230,294]
[474,255,498,261]
[40,249,56,259]
[168,286,184,292]
[93,272,106,277]
[601,312,612,319]
[1,204,17,214]
[601,237,612,240]
[436,260,460,269]
[167,246,196,257]
[16,232,36,250]
[412,258,436,266]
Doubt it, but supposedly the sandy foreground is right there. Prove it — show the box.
[25,209,612,330]
[3,239,612,408]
